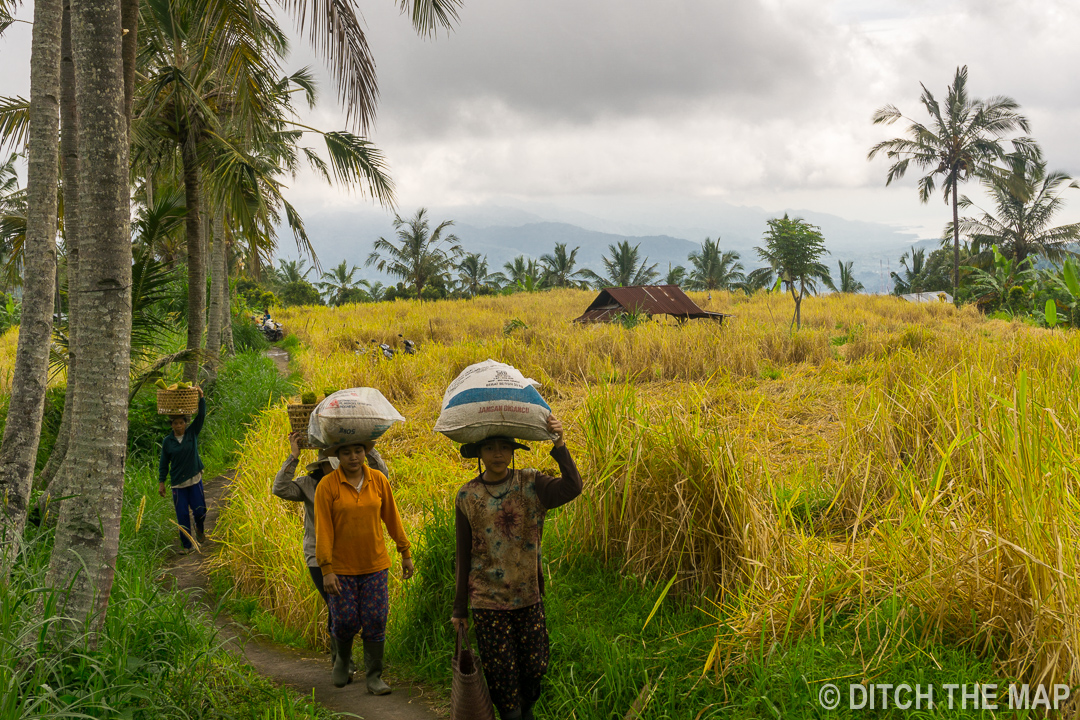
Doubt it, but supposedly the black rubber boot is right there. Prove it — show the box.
[332,636,353,688]
[363,640,392,695]
[521,703,535,720]
[329,635,338,666]
[498,709,522,720]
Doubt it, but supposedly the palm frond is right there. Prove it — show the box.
[0,96,29,153]
[397,0,461,36]
[279,0,377,130]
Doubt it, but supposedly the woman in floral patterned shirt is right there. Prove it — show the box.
[451,415,582,720]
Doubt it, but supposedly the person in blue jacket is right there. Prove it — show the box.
[158,387,207,552]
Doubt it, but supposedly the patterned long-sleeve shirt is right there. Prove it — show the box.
[453,445,582,618]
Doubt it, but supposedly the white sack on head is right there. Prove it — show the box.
[308,388,405,448]
[434,359,557,444]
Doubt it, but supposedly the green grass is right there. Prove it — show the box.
[0,351,329,720]
[390,504,1023,719]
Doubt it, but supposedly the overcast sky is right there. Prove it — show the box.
[2,0,1079,240]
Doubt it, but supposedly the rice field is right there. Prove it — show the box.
[213,289,1080,690]
[0,326,70,395]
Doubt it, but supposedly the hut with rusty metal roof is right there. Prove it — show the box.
[573,285,728,324]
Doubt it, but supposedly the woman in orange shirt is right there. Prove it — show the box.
[314,440,414,692]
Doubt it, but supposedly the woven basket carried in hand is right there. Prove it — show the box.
[287,403,319,448]
[157,387,200,415]
[287,403,317,432]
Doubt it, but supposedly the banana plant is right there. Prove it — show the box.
[1049,257,1080,327]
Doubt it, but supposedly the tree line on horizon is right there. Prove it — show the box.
[244,206,869,313]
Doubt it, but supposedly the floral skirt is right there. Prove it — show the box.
[472,600,549,715]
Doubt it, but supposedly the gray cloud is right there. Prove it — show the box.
[358,0,848,133]
[4,0,1080,240]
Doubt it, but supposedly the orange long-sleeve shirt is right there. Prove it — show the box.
[314,465,411,577]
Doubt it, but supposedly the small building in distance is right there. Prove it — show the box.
[899,291,953,304]
[573,285,729,324]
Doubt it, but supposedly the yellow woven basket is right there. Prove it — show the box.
[287,403,319,448]
[157,387,199,415]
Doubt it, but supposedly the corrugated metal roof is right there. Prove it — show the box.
[573,285,728,323]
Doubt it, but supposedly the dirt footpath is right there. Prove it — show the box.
[161,346,445,719]
[162,472,446,719]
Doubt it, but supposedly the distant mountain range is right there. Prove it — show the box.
[281,201,946,293]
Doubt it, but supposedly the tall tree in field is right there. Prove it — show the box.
[0,0,61,572]
[580,241,659,288]
[44,0,132,629]
[956,149,1080,265]
[868,65,1032,297]
[755,214,831,331]
[686,238,745,291]
[366,208,462,302]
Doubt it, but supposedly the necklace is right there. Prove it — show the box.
[481,470,514,501]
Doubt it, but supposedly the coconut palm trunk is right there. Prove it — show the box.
[120,0,137,120]
[206,209,224,364]
[181,138,204,381]
[221,245,234,356]
[45,0,132,632]
[0,0,62,574]
[951,174,960,297]
[36,0,81,501]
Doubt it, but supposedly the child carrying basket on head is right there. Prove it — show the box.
[158,386,206,553]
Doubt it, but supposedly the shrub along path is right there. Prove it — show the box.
[161,348,444,719]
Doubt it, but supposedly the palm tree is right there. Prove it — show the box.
[366,208,463,302]
[956,149,1080,265]
[135,0,394,374]
[868,65,1033,296]
[357,278,386,302]
[278,258,313,284]
[318,259,360,306]
[502,256,544,287]
[44,0,132,628]
[664,264,686,287]
[539,243,590,288]
[579,241,659,288]
[0,0,61,572]
[824,260,865,293]
[34,0,81,494]
[686,238,745,291]
[456,253,500,297]
[890,247,926,294]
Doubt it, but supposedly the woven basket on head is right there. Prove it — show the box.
[157,387,199,415]
[287,403,317,433]
[288,403,319,449]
